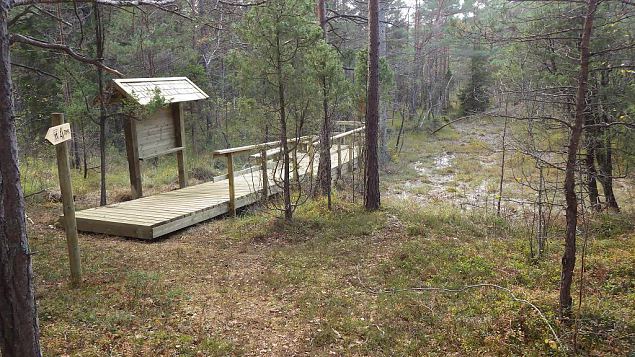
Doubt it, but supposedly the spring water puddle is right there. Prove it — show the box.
[413,152,456,184]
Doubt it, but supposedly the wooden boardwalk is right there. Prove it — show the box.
[73,146,356,239]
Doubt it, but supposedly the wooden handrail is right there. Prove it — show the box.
[212,135,314,157]
[333,126,365,140]
[335,120,365,127]
[310,126,365,147]
[213,126,364,218]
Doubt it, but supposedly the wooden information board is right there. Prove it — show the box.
[111,77,208,199]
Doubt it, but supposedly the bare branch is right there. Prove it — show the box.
[9,34,124,77]
[584,121,635,130]
[11,0,175,7]
[217,0,267,7]
[10,62,61,80]
[8,5,33,26]
[32,5,72,26]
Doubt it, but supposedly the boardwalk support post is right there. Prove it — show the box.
[123,117,142,199]
[292,144,299,183]
[226,153,236,217]
[173,102,188,189]
[308,142,315,179]
[52,113,82,287]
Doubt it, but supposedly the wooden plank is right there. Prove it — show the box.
[138,141,178,159]
[137,133,176,149]
[115,194,216,202]
[82,207,178,220]
[136,107,173,132]
[75,212,154,225]
[137,125,177,142]
[77,206,171,220]
[136,118,175,132]
[95,201,210,212]
[139,146,184,160]
[146,191,229,199]
[110,206,197,216]
[114,201,212,210]
[137,107,177,158]
[112,78,209,105]
[151,202,228,238]
[79,208,194,227]
[137,120,175,137]
[117,199,222,209]
[76,210,165,224]
[138,133,177,151]
[76,216,153,239]
[138,197,227,205]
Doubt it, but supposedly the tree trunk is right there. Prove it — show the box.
[276,34,292,220]
[95,4,107,206]
[71,122,81,169]
[497,118,508,216]
[596,70,619,211]
[378,0,389,164]
[595,131,619,211]
[560,0,597,321]
[584,118,600,210]
[364,0,380,211]
[0,2,42,355]
[315,0,332,207]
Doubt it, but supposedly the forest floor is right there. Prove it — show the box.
[26,118,635,356]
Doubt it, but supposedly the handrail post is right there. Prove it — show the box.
[337,137,342,180]
[357,130,363,169]
[308,142,315,178]
[348,134,354,173]
[292,143,299,183]
[260,149,268,199]
[227,153,236,217]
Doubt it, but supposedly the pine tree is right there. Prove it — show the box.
[458,46,490,115]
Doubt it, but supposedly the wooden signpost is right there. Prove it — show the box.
[50,113,82,287]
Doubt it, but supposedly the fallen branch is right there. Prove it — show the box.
[430,109,500,134]
[24,189,48,198]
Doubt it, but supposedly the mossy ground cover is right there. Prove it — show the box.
[28,195,634,356]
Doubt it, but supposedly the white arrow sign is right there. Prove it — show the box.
[45,123,72,145]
